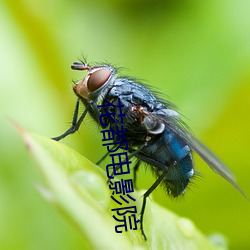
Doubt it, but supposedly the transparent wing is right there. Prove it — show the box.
[149,110,247,198]
[170,122,247,198]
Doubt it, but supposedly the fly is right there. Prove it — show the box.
[52,60,246,240]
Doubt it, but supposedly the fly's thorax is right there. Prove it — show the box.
[73,64,117,104]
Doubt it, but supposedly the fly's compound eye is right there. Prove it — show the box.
[87,68,111,92]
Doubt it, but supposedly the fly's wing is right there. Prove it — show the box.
[151,110,247,198]
[182,131,248,197]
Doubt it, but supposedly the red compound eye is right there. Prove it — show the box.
[87,68,111,92]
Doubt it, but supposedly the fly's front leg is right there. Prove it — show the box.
[52,99,89,141]
[88,100,109,128]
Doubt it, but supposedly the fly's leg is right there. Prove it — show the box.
[96,151,110,165]
[103,141,164,240]
[133,160,141,189]
[52,99,104,141]
[106,144,147,184]
[96,145,116,165]
[52,99,90,141]
[106,164,122,184]
[140,171,167,240]
[88,100,109,128]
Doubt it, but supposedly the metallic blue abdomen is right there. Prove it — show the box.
[137,128,194,197]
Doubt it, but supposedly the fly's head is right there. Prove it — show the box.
[72,61,116,101]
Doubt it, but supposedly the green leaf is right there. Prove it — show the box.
[18,127,227,250]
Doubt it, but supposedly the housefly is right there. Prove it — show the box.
[52,60,246,240]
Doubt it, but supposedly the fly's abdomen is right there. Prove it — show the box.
[138,128,194,197]
[164,129,194,196]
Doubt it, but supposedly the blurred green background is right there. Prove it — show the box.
[1,0,250,249]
